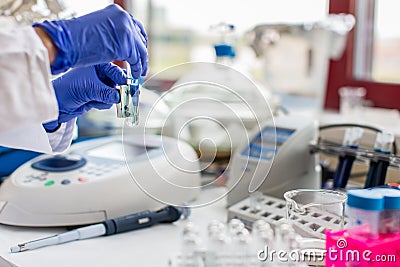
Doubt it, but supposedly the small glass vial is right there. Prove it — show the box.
[374,132,394,153]
[181,222,202,266]
[116,78,140,127]
[249,192,264,213]
[342,127,364,148]
[206,222,228,267]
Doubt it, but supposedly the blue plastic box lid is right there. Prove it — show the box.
[347,188,400,211]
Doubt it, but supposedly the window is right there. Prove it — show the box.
[370,0,400,83]
[353,0,400,83]
[325,0,400,110]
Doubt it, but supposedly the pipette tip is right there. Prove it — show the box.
[10,245,21,253]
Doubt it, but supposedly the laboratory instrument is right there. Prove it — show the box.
[227,115,320,206]
[0,256,16,267]
[0,134,201,226]
[116,63,140,126]
[162,23,278,158]
[310,123,399,190]
[163,62,274,158]
[10,205,187,253]
[247,14,355,111]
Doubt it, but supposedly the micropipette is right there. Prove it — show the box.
[10,206,187,253]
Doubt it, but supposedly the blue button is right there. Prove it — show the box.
[61,179,71,185]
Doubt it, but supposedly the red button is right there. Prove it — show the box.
[78,177,88,182]
[388,182,400,188]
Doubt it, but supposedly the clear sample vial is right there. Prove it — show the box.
[116,62,140,127]
[116,78,140,127]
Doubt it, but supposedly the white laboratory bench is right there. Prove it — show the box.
[0,187,228,267]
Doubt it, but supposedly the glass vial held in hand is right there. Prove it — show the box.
[116,76,140,127]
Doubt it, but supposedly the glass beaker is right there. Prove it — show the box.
[338,86,366,116]
[284,189,347,239]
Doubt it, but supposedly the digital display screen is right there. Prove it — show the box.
[242,127,295,160]
[86,142,153,161]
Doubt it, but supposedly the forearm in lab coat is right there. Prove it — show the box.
[0,26,58,132]
[46,119,77,154]
[0,120,76,154]
[0,26,73,153]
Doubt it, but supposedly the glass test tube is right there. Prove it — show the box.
[116,78,140,127]
[365,132,394,188]
[333,127,364,188]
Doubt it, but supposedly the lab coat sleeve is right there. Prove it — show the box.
[46,119,77,153]
[0,26,72,154]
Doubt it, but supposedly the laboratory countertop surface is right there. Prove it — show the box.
[0,187,228,267]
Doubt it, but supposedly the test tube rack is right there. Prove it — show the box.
[227,193,346,239]
[310,143,400,170]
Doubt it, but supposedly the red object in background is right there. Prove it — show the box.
[325,0,400,111]
[113,60,125,68]
[114,0,125,68]
[113,0,125,8]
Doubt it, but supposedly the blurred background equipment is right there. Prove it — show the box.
[310,123,399,190]
[246,14,355,111]
[0,0,72,26]
[161,23,278,161]
[227,114,320,206]
[162,62,274,160]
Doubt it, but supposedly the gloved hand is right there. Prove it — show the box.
[33,4,148,78]
[43,63,125,132]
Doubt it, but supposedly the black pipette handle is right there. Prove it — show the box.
[102,206,182,235]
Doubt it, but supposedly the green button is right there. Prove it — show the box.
[44,180,55,187]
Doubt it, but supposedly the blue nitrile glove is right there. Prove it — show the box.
[33,4,148,78]
[43,63,125,132]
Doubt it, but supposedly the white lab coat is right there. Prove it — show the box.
[0,26,74,154]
